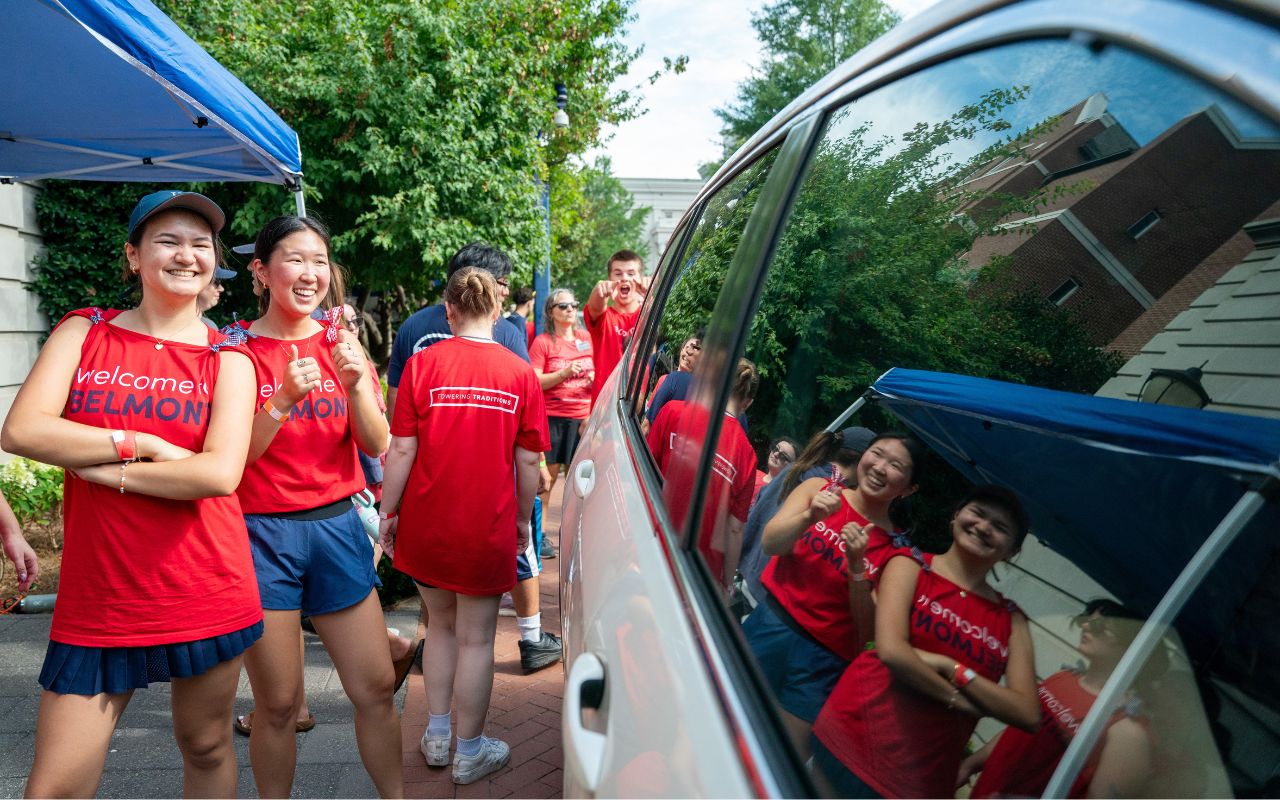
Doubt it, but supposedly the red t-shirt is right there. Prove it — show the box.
[760,482,913,661]
[752,470,768,507]
[584,304,640,407]
[528,330,594,419]
[972,669,1131,798]
[814,553,1017,798]
[53,308,261,647]
[235,325,372,514]
[390,337,549,595]
[646,401,756,585]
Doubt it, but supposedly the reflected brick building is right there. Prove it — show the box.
[959,94,1280,349]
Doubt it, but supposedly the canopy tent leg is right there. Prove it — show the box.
[294,183,306,217]
[1043,482,1274,797]
[825,395,867,433]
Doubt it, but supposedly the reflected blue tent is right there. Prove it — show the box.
[2,0,303,206]
[866,368,1279,629]
[857,368,1279,794]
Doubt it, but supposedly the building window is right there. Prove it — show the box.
[1048,277,1081,306]
[1127,209,1162,240]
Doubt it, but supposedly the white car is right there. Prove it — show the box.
[561,1,1280,796]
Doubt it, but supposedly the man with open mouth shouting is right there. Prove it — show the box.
[584,249,648,410]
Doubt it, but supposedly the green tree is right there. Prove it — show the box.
[709,0,899,172]
[30,0,654,365]
[691,89,1121,548]
[547,156,650,303]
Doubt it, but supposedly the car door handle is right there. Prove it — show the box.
[573,459,596,498]
[565,652,608,794]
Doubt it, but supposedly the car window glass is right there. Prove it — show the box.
[631,150,779,431]
[694,36,1278,797]
[635,149,779,550]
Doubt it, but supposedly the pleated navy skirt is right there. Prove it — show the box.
[37,620,264,696]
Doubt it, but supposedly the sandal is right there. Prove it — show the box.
[392,639,424,694]
[233,710,317,736]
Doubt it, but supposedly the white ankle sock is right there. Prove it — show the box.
[457,733,483,758]
[517,613,542,642]
[427,712,451,738]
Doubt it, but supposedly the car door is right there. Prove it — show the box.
[560,141,808,796]
[563,1,1280,796]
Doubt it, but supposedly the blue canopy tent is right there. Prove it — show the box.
[832,368,1280,795]
[1,0,304,211]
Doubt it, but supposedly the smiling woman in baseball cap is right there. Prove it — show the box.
[1,190,261,797]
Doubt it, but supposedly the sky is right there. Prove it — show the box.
[593,0,942,180]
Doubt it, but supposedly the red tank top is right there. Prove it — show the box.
[760,483,915,661]
[53,308,261,647]
[972,669,1141,798]
[813,553,1017,798]
[235,321,369,513]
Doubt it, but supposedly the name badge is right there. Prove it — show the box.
[575,340,590,352]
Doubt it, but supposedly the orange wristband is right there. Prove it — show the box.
[262,399,289,422]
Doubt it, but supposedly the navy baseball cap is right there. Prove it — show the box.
[127,191,225,238]
[839,426,877,452]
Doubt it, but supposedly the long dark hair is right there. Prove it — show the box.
[252,215,345,317]
[783,429,862,496]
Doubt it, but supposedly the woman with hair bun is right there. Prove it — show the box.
[234,215,402,798]
[378,267,549,785]
[1,191,260,797]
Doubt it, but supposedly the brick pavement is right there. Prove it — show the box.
[401,481,566,799]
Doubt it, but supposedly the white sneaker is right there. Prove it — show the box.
[420,731,450,766]
[452,736,510,784]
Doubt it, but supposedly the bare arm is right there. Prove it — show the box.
[335,333,390,457]
[761,477,837,556]
[1086,718,1152,798]
[897,596,1041,731]
[377,434,418,558]
[247,343,314,463]
[1,319,190,466]
[584,280,614,319]
[875,556,985,716]
[538,364,580,391]
[0,490,37,593]
[71,351,256,499]
[841,521,875,654]
[957,732,1001,788]
[514,446,540,554]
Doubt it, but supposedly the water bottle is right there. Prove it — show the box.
[351,489,381,545]
[18,593,57,614]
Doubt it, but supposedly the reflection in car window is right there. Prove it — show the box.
[631,149,779,438]
[693,36,1278,797]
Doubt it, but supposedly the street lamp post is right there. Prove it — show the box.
[533,82,568,332]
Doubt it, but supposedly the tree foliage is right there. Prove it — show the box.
[682,87,1122,548]
[29,0,650,364]
[547,156,650,302]
[709,0,899,171]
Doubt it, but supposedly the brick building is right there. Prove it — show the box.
[960,94,1280,347]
